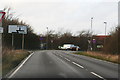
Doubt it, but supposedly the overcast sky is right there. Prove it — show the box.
[0,0,119,35]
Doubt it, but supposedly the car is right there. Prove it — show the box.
[71,45,80,51]
[58,44,80,51]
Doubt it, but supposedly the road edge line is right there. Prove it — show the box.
[8,52,34,78]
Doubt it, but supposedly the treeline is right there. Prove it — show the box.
[39,30,91,51]
[2,8,120,54]
[103,26,120,54]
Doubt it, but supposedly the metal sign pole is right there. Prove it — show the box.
[0,20,2,52]
[0,10,5,79]
[0,16,2,79]
[12,33,14,49]
[22,34,24,50]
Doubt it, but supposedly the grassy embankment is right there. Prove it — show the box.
[73,51,120,64]
[2,49,30,76]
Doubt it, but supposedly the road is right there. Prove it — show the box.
[7,50,119,79]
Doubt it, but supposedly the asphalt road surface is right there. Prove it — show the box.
[7,50,119,79]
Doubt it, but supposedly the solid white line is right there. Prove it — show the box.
[64,58,70,61]
[91,72,106,80]
[72,62,84,69]
[8,52,34,78]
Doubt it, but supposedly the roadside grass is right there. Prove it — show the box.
[73,51,119,64]
[2,50,30,76]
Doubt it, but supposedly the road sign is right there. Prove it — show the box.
[0,27,3,33]
[8,25,27,34]
[40,37,43,40]
[92,39,96,44]
[0,11,5,22]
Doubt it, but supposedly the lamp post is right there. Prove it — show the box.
[104,22,107,46]
[104,22,107,36]
[91,17,93,32]
[46,27,48,50]
[90,17,93,51]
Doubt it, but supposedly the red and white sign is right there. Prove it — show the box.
[0,11,6,22]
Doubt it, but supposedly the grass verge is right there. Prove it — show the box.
[2,50,30,76]
[73,51,120,64]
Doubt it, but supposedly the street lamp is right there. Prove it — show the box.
[90,17,93,51]
[104,22,107,36]
[104,22,107,46]
[91,17,93,32]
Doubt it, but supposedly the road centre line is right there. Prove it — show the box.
[64,58,70,61]
[8,52,34,78]
[59,55,63,57]
[72,62,84,69]
[58,54,84,69]
[90,72,106,80]
[57,53,106,80]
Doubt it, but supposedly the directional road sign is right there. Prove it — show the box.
[8,25,27,34]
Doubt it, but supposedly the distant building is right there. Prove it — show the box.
[92,35,111,51]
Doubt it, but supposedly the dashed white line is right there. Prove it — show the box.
[8,52,34,78]
[91,72,106,80]
[72,62,84,69]
[85,69,88,71]
[64,58,70,61]
[59,55,63,57]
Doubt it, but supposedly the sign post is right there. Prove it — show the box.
[0,10,5,79]
[22,33,24,50]
[12,33,14,49]
[40,37,43,49]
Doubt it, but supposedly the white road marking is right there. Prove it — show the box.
[8,52,34,78]
[59,55,63,57]
[64,58,70,61]
[85,69,88,71]
[72,62,84,69]
[91,72,106,80]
